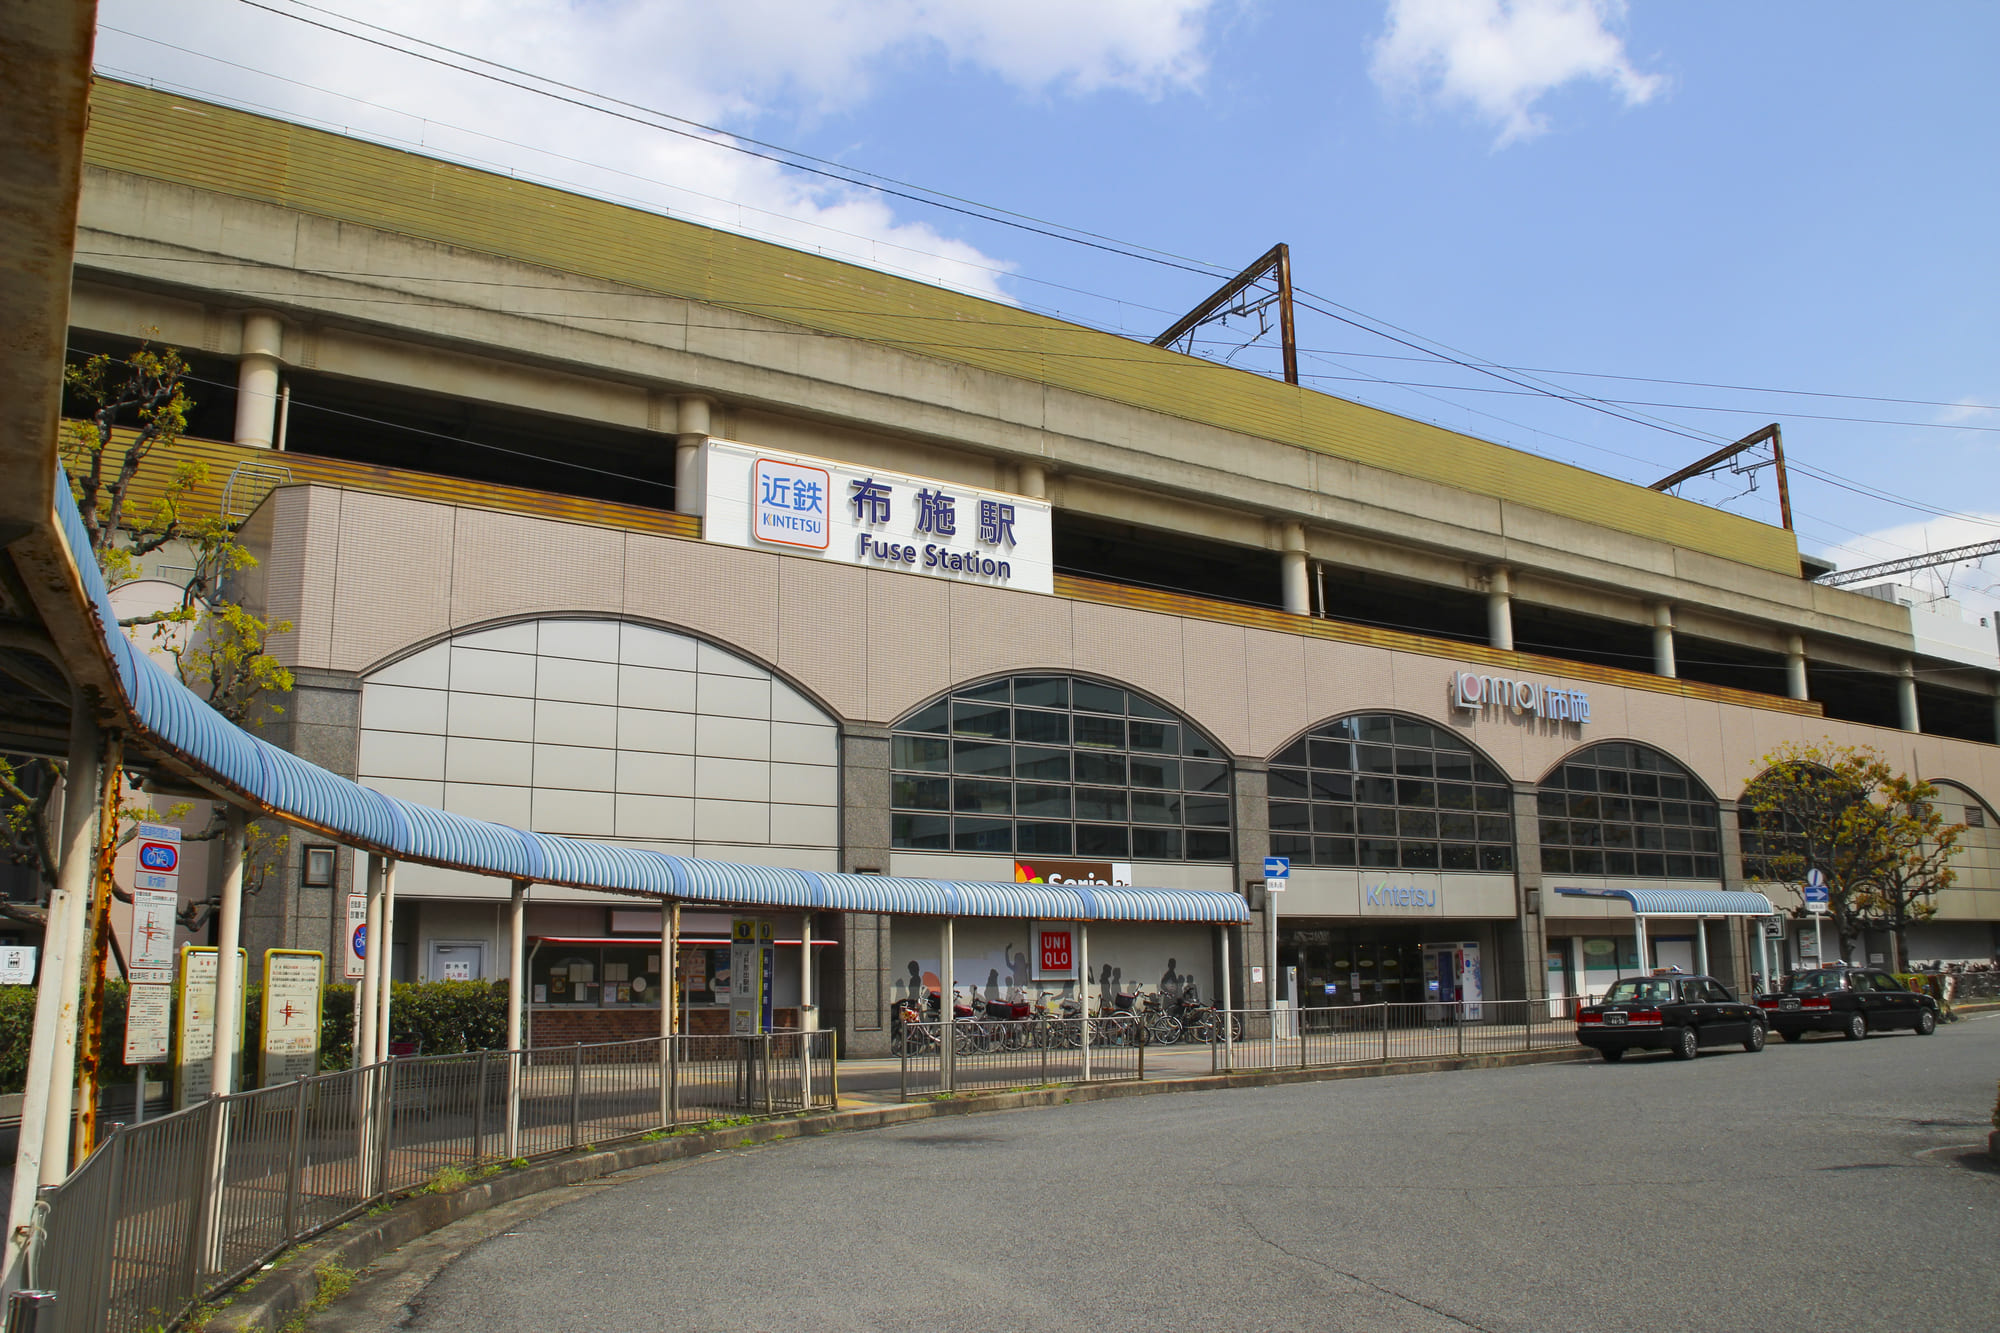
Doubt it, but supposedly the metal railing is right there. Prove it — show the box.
[892,1000,1585,1098]
[1214,999,1583,1073]
[22,1032,835,1333]
[894,1015,1144,1098]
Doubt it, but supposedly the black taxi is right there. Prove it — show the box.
[1756,965,1940,1042]
[1576,973,1767,1062]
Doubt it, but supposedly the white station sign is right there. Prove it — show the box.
[702,439,1054,595]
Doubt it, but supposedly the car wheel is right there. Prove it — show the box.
[1671,1027,1698,1061]
[1915,1009,1937,1036]
[1600,1047,1624,1063]
[1843,1012,1867,1041]
[1780,1029,1804,1044]
[1743,1022,1766,1053]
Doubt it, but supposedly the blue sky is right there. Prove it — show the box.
[93,1,2000,606]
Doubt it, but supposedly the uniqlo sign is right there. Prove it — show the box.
[1036,928,1073,979]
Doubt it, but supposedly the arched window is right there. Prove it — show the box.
[1268,714,1513,871]
[1539,742,1719,879]
[890,675,1232,860]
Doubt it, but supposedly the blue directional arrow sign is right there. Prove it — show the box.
[1803,868,1830,914]
[1264,856,1289,893]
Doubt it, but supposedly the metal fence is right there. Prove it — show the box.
[892,1001,1584,1098]
[1213,999,1583,1074]
[22,1032,835,1333]
[894,1015,1145,1098]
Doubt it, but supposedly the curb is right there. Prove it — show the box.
[205,1045,1586,1332]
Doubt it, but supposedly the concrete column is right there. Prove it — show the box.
[1651,602,1677,679]
[1508,782,1547,1002]
[674,395,712,517]
[506,878,527,1158]
[1992,688,2000,747]
[233,312,285,448]
[1016,461,1049,500]
[1486,565,1515,652]
[355,855,384,1068]
[376,859,398,1063]
[1897,659,1921,734]
[1230,764,1272,1007]
[1785,634,1809,702]
[209,811,248,1100]
[938,916,955,1091]
[799,912,816,1031]
[839,724,893,1056]
[9,707,99,1246]
[1279,522,1309,616]
[39,727,110,1187]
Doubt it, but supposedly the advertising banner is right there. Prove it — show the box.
[730,918,763,1036]
[261,950,326,1086]
[175,945,248,1107]
[123,983,172,1064]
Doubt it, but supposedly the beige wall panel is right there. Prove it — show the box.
[1448,713,1535,786]
[944,582,1074,701]
[1676,704,1732,801]
[1303,638,1392,729]
[865,570,955,720]
[1240,627,1310,760]
[1616,690,1698,787]
[775,556,869,720]
[1071,602,1186,710]
[261,487,342,669]
[622,531,781,669]
[330,489,455,673]
[450,509,624,630]
[1180,619,1252,757]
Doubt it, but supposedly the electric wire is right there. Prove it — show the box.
[96,10,1998,542]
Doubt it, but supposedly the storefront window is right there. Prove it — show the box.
[890,675,1233,860]
[1540,743,1720,878]
[530,945,664,1006]
[1267,714,1513,870]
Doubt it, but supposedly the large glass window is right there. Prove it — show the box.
[1539,742,1720,879]
[1267,715,1513,871]
[890,675,1232,860]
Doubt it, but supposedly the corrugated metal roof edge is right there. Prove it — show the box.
[55,467,1247,925]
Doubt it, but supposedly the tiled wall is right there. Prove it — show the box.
[356,618,839,870]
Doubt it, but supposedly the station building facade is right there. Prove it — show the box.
[65,81,2000,1053]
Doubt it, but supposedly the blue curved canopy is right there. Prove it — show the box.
[1554,887,1775,916]
[55,471,1247,925]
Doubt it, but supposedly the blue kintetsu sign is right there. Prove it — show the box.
[1264,857,1290,879]
[753,458,831,550]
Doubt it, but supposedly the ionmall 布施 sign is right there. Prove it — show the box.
[1451,670,1591,724]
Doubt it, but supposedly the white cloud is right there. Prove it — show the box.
[1370,0,1664,147]
[1937,396,1999,428]
[93,0,1221,299]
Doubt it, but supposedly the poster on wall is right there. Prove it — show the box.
[1032,925,1075,981]
[1458,943,1484,1021]
[260,950,325,1087]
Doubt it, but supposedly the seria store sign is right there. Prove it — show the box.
[1451,670,1591,724]
[704,439,1054,594]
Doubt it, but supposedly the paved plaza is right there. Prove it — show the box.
[311,1015,2000,1333]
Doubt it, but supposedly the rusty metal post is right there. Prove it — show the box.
[1274,242,1298,385]
[73,741,123,1162]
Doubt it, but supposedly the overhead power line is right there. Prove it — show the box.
[1816,539,2000,588]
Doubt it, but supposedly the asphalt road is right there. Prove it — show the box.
[362,1016,2000,1333]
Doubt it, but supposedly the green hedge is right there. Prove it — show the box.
[0,979,510,1092]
